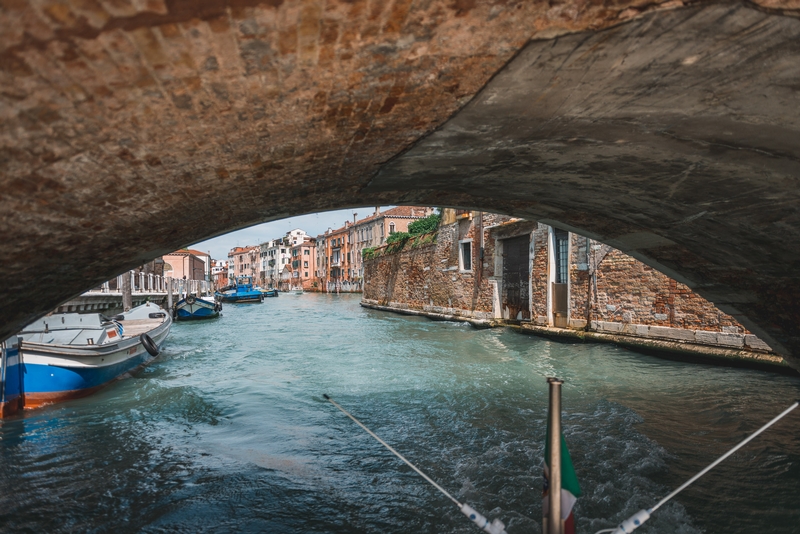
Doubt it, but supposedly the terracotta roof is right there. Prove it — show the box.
[228,246,259,254]
[185,248,210,257]
[311,207,433,239]
[329,223,351,235]
[382,206,431,218]
[165,250,204,258]
[351,206,432,227]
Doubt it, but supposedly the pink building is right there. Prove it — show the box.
[228,246,260,282]
[290,238,316,290]
[163,250,207,281]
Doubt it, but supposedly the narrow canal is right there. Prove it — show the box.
[1,294,799,533]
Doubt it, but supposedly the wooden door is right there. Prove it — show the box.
[502,235,530,321]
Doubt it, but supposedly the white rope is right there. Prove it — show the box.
[323,394,461,506]
[596,400,799,534]
[323,394,508,534]
[651,400,798,512]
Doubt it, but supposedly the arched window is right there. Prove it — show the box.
[389,222,395,234]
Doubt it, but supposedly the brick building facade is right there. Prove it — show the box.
[363,210,776,360]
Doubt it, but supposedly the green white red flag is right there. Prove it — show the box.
[543,422,582,534]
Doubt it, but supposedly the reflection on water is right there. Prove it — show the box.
[1,294,798,533]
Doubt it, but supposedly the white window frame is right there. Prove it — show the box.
[459,239,473,273]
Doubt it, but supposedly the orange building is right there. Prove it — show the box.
[318,222,355,292]
[290,238,317,290]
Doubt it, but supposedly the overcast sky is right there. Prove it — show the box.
[191,207,394,260]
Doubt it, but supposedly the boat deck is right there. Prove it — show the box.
[121,319,166,339]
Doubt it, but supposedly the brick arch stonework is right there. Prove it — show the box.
[2,0,800,368]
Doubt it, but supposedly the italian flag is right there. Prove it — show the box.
[543,423,582,534]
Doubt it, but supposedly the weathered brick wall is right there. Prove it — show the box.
[530,224,550,321]
[526,224,772,352]
[363,241,436,308]
[365,218,773,353]
[363,214,504,319]
[567,235,591,328]
[583,247,743,331]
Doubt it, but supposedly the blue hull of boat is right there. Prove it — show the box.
[217,276,263,303]
[176,307,219,319]
[175,297,220,320]
[24,350,154,394]
[218,292,263,303]
[19,303,172,408]
[1,340,23,416]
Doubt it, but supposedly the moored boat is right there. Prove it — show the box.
[216,276,264,303]
[0,336,23,417]
[174,294,221,320]
[261,287,279,297]
[16,302,172,409]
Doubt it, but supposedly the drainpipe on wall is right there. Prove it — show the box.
[477,211,484,284]
[546,227,555,327]
[585,238,594,331]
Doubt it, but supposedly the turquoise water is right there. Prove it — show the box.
[1,293,798,533]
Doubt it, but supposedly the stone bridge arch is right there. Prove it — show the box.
[2,0,800,367]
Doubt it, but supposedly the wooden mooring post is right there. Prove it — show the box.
[122,271,132,312]
[167,277,173,311]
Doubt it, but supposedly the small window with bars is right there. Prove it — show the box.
[554,229,569,284]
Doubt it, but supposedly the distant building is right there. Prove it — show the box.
[260,238,282,288]
[259,229,308,288]
[349,206,434,288]
[163,250,207,281]
[211,259,229,288]
[228,246,260,282]
[284,228,309,247]
[318,222,354,292]
[279,265,292,291]
[315,235,327,288]
[290,237,316,290]
[183,249,211,281]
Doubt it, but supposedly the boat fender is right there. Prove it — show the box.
[140,333,159,357]
[185,295,196,305]
[112,314,125,321]
[610,509,651,534]
[460,504,507,534]
[148,312,166,319]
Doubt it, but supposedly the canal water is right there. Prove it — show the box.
[1,294,799,533]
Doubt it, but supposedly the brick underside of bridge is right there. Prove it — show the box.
[2,0,800,368]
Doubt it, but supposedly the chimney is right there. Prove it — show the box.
[353,212,357,224]
[374,206,380,216]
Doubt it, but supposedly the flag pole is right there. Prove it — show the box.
[548,377,564,534]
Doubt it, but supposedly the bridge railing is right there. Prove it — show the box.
[84,271,212,296]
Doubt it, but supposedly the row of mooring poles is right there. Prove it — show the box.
[547,377,564,534]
